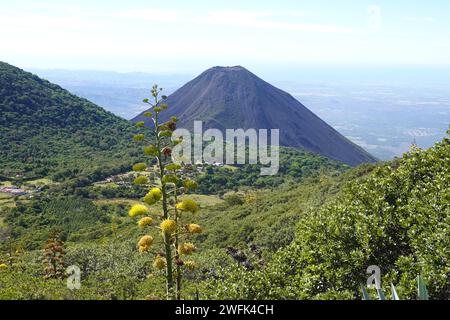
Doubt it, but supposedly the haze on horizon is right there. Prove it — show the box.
[1,0,450,74]
[1,0,449,162]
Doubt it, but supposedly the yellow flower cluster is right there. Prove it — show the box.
[138,235,154,252]
[129,204,150,218]
[149,187,162,200]
[160,219,177,235]
[0,263,7,270]
[153,256,166,270]
[186,224,202,234]
[178,243,196,255]
[143,193,156,205]
[138,217,153,227]
[144,187,162,205]
[176,199,199,213]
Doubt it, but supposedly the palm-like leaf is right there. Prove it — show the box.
[361,285,371,300]
[417,275,429,300]
[390,283,400,300]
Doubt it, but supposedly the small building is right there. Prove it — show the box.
[0,186,28,196]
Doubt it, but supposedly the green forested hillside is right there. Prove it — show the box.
[197,147,347,194]
[0,61,140,181]
[201,131,450,300]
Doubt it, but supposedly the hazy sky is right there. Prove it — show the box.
[1,0,450,73]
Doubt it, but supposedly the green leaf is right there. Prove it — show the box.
[417,275,429,300]
[376,288,386,300]
[361,285,371,300]
[390,283,400,300]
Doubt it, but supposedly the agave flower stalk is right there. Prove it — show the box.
[128,85,202,300]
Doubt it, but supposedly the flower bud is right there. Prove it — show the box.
[162,147,172,157]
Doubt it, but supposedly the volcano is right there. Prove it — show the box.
[133,66,377,166]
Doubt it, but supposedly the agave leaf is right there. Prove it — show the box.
[390,283,400,300]
[376,288,386,300]
[417,275,429,300]
[361,285,371,300]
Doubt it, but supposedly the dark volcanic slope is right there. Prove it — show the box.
[133,66,377,166]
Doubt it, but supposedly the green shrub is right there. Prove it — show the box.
[200,132,450,300]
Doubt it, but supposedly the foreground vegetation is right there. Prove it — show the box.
[1,131,448,299]
[200,132,450,300]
